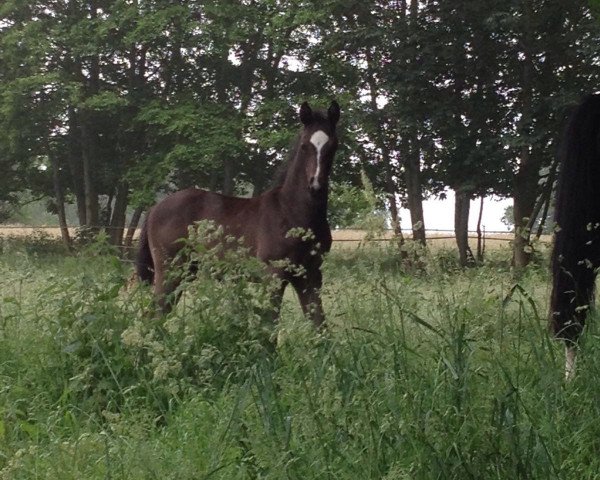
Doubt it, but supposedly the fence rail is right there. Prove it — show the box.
[0,224,517,233]
[0,224,551,244]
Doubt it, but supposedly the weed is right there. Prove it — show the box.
[1,242,599,478]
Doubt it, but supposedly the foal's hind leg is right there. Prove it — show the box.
[291,268,325,328]
[565,344,577,381]
[560,262,598,381]
[269,278,288,323]
[264,277,289,348]
[153,268,182,315]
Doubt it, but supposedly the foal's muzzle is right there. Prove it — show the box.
[309,176,321,191]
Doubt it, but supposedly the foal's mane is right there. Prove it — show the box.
[270,134,300,189]
[270,110,330,190]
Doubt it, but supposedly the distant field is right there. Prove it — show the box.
[0,225,82,238]
[0,225,549,250]
[329,228,538,250]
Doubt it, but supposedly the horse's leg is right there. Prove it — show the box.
[565,344,577,381]
[291,268,325,328]
[153,269,169,314]
[153,266,182,315]
[563,263,598,381]
[265,277,289,348]
[269,279,288,323]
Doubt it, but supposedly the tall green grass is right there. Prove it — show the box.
[0,237,599,479]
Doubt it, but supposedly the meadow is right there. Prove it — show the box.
[1,235,600,479]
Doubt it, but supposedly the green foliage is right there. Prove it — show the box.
[502,204,555,234]
[0,201,16,223]
[161,220,280,374]
[3,241,600,478]
[1,192,80,226]
[501,205,515,229]
[328,183,372,228]
[592,0,600,19]
[80,91,129,112]
[328,172,386,232]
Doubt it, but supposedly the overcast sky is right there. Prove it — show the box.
[398,193,512,233]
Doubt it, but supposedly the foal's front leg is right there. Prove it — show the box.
[153,267,183,315]
[268,276,288,324]
[146,244,183,315]
[292,268,325,328]
[556,261,598,381]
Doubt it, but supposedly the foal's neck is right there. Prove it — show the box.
[280,177,329,225]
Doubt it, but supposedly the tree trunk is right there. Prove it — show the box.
[455,190,474,267]
[109,182,129,246]
[51,154,72,251]
[513,172,536,270]
[513,0,536,270]
[124,206,143,249]
[80,119,100,231]
[404,136,426,245]
[66,106,87,226]
[534,157,559,240]
[535,195,551,240]
[476,196,485,262]
[513,155,538,269]
[103,192,114,227]
[77,0,101,232]
[403,0,425,246]
[387,190,405,247]
[364,48,405,250]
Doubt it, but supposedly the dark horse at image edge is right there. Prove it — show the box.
[136,101,340,327]
[550,93,600,379]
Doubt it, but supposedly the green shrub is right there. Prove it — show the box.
[4,240,600,479]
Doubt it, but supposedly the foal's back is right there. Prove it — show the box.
[146,185,330,266]
[146,187,266,259]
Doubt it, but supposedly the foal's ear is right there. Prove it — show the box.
[299,101,313,125]
[328,100,341,126]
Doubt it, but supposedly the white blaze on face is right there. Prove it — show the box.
[309,130,329,189]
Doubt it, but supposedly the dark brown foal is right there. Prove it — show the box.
[137,101,340,327]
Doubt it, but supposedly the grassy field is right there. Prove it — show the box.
[0,235,599,479]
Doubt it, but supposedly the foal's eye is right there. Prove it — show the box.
[301,144,309,151]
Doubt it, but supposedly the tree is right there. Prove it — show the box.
[496,0,600,269]
[1,0,599,265]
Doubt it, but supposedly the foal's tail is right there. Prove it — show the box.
[550,94,600,341]
[136,218,154,285]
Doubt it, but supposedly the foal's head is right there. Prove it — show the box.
[296,101,340,193]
